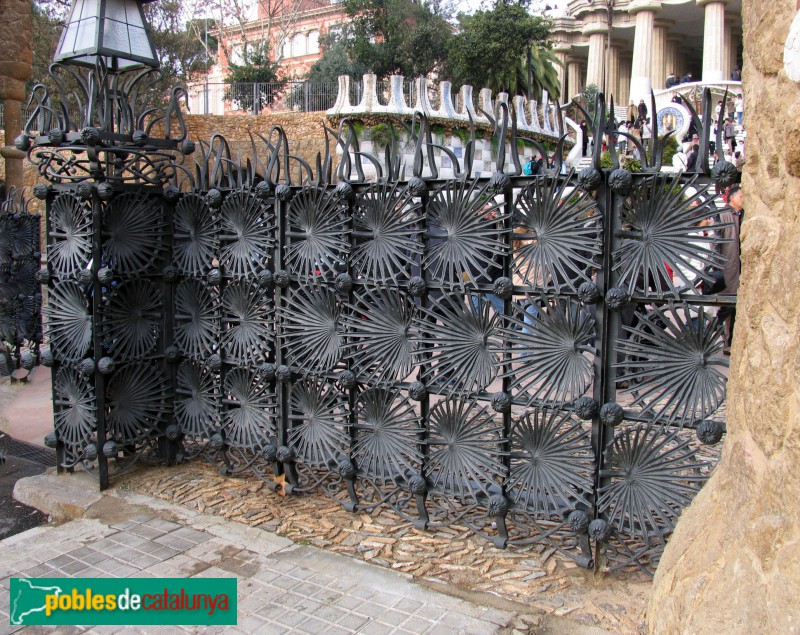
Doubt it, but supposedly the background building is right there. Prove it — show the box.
[549,0,742,104]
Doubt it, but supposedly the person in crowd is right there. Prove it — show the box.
[734,93,744,126]
[626,100,638,125]
[680,71,693,84]
[665,71,677,88]
[724,116,737,154]
[637,99,648,122]
[617,121,628,154]
[641,117,652,145]
[580,120,589,157]
[686,143,700,171]
[731,65,742,81]
[717,185,744,355]
[672,92,682,104]
[673,145,688,171]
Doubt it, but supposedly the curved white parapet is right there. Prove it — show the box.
[387,75,411,115]
[514,95,529,130]
[327,75,352,115]
[541,91,553,133]
[356,73,387,114]
[325,74,573,143]
[479,88,494,120]
[564,118,582,166]
[413,76,434,117]
[436,81,457,119]
[528,100,542,132]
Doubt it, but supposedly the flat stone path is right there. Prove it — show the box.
[0,488,527,635]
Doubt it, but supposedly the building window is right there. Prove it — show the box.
[291,32,306,57]
[307,30,319,55]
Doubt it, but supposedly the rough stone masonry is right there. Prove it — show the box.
[649,0,800,631]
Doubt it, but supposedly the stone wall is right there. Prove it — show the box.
[648,0,800,632]
[182,112,333,175]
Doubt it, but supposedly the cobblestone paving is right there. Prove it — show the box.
[0,513,518,635]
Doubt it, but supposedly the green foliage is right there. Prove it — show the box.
[581,84,600,120]
[224,41,285,112]
[660,134,679,166]
[305,28,370,83]
[446,4,551,96]
[341,0,452,77]
[600,150,614,169]
[621,155,642,172]
[367,123,394,147]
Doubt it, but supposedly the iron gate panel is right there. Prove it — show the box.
[20,78,736,572]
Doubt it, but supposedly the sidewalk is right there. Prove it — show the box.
[2,473,550,635]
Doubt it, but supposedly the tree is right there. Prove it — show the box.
[341,0,453,78]
[446,4,551,96]
[224,40,285,112]
[305,28,370,84]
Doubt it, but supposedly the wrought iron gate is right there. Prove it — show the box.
[18,77,735,573]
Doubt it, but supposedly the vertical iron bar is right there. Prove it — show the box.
[91,192,108,490]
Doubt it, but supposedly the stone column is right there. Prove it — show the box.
[651,20,673,90]
[567,58,583,101]
[666,35,683,81]
[0,0,33,192]
[726,16,739,78]
[553,44,571,104]
[619,55,632,108]
[698,0,727,82]
[583,21,609,90]
[628,0,660,103]
[649,0,800,631]
[606,44,621,104]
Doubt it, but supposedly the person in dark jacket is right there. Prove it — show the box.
[686,144,699,171]
[637,100,647,121]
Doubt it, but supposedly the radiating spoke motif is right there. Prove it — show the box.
[221,279,273,364]
[173,193,219,276]
[222,367,275,450]
[425,397,507,503]
[106,362,171,445]
[279,285,343,372]
[47,193,92,278]
[351,182,422,282]
[175,360,220,440]
[53,366,96,454]
[512,175,601,291]
[102,191,165,274]
[352,388,422,480]
[343,288,416,383]
[415,293,501,393]
[613,174,724,297]
[507,408,593,516]
[2,213,40,261]
[46,281,92,362]
[288,379,349,468]
[100,279,161,360]
[424,179,508,287]
[219,191,274,278]
[174,279,220,359]
[615,303,727,425]
[285,187,349,278]
[502,297,595,406]
[597,424,707,540]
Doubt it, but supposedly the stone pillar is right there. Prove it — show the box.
[607,44,621,104]
[726,17,739,78]
[651,21,672,90]
[698,0,727,82]
[567,58,583,101]
[619,55,632,108]
[584,21,609,90]
[553,44,571,104]
[666,35,683,82]
[0,0,33,192]
[649,0,800,631]
[628,0,660,103]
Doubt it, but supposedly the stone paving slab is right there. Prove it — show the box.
[0,499,522,635]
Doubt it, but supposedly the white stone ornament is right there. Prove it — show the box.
[784,11,800,82]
